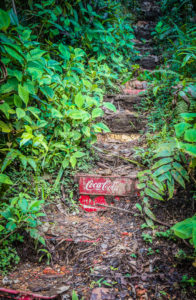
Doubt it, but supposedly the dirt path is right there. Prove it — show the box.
[1,1,196,300]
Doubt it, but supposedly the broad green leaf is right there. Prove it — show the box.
[153,164,172,177]
[103,102,117,112]
[0,9,10,31]
[40,85,54,100]
[69,110,90,121]
[19,198,28,213]
[74,151,85,158]
[4,45,25,63]
[184,129,196,143]
[1,150,18,172]
[158,171,172,182]
[171,170,185,188]
[82,126,90,137]
[93,122,110,133]
[0,174,13,185]
[75,92,84,108]
[18,84,29,106]
[192,223,196,248]
[27,158,37,171]
[51,108,63,118]
[0,121,12,133]
[0,225,5,232]
[20,132,34,147]
[16,108,26,119]
[179,142,196,157]
[175,122,191,138]
[152,157,173,170]
[92,108,104,119]
[62,158,69,169]
[0,103,10,119]
[172,217,193,239]
[14,94,22,108]
[180,113,196,121]
[70,155,77,168]
[28,107,41,119]
[6,221,17,231]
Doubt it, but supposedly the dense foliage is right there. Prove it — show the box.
[135,0,196,249]
[0,0,137,272]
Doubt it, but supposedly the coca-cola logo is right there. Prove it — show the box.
[85,179,112,192]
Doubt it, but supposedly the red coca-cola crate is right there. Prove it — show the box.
[75,173,138,212]
[77,173,138,196]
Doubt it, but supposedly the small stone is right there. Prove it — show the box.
[57,285,70,294]
[2,276,12,285]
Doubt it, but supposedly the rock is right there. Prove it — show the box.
[57,285,70,294]
[2,276,12,285]
[90,288,115,300]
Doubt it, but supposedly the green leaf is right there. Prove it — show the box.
[171,170,185,188]
[137,183,145,189]
[18,84,29,106]
[74,151,85,158]
[93,122,110,133]
[4,45,25,63]
[172,217,193,239]
[0,174,13,185]
[151,157,173,170]
[0,121,12,133]
[27,158,37,171]
[180,113,196,121]
[153,150,172,158]
[92,108,104,119]
[178,142,196,157]
[135,203,142,212]
[20,132,34,147]
[167,178,174,200]
[82,126,90,137]
[172,162,189,181]
[153,164,172,177]
[69,110,90,121]
[19,198,28,213]
[40,85,54,100]
[28,107,41,119]
[184,129,196,143]
[14,94,22,108]
[0,9,10,31]
[175,122,191,138]
[75,92,84,108]
[144,206,156,220]
[144,188,164,201]
[16,108,26,119]
[70,155,77,168]
[103,102,117,112]
[51,108,63,118]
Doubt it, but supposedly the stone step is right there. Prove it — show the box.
[105,90,146,110]
[136,54,159,69]
[103,110,146,133]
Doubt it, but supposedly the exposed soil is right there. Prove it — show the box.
[1,1,196,300]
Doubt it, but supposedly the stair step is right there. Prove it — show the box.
[103,111,146,133]
[136,55,159,69]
